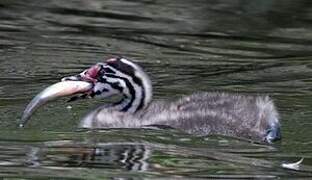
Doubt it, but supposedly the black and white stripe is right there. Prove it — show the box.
[95,57,152,113]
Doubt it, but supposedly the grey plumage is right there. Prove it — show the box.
[80,92,279,142]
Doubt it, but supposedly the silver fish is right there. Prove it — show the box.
[20,81,93,127]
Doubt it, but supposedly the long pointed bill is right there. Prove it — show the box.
[20,81,93,127]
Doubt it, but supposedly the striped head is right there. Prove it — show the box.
[63,57,153,113]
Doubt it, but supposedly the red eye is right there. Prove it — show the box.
[85,65,100,79]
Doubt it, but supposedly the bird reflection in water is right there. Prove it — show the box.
[26,142,151,172]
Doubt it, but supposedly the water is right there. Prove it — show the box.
[1,0,312,178]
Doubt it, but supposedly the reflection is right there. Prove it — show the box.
[26,146,41,167]
[66,143,151,171]
[23,141,151,172]
[0,145,39,167]
[0,136,311,179]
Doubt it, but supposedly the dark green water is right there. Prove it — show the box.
[0,0,312,179]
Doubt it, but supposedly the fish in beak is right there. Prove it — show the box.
[20,61,125,127]
[19,64,103,127]
[19,80,93,127]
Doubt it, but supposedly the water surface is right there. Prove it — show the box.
[0,0,312,179]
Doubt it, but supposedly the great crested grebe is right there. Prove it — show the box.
[20,57,281,143]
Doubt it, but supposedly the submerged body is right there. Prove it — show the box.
[21,57,281,143]
[81,92,279,142]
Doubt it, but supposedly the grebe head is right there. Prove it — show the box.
[62,57,153,113]
[20,57,153,127]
